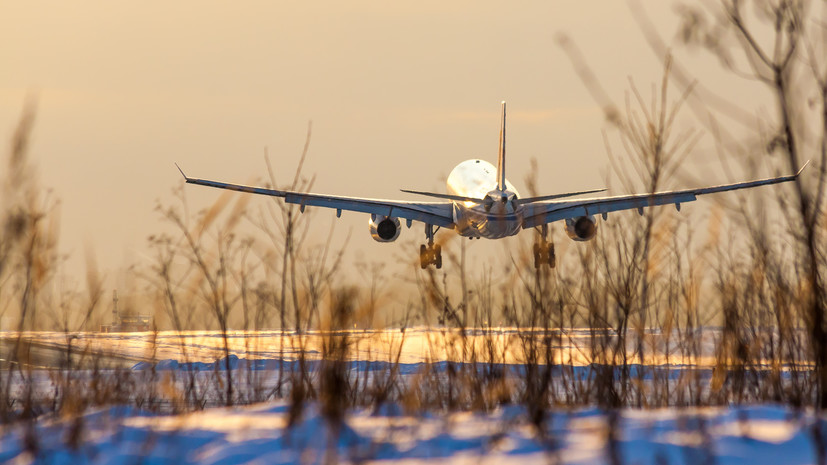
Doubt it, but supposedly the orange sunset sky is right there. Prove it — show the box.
[1,2,775,291]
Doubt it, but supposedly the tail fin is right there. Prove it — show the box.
[497,101,507,191]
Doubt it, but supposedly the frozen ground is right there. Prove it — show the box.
[1,401,823,464]
[0,329,821,464]
[2,327,723,366]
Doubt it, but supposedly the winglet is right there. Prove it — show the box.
[796,160,811,177]
[175,163,189,181]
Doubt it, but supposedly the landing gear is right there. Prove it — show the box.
[533,242,555,268]
[533,225,556,269]
[420,224,442,269]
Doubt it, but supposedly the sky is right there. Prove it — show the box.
[0,1,771,294]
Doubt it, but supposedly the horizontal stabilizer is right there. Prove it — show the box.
[402,187,607,204]
[401,189,483,203]
[516,188,607,204]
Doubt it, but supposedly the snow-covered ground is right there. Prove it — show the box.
[1,402,823,464]
[0,329,821,464]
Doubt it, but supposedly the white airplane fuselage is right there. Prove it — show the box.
[447,159,523,239]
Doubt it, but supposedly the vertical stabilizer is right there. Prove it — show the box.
[497,101,507,191]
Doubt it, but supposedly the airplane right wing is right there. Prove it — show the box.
[176,165,456,228]
[521,163,808,229]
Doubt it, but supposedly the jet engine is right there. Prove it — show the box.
[369,215,401,242]
[564,216,598,241]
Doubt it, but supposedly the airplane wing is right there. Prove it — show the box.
[176,165,455,228]
[521,163,808,229]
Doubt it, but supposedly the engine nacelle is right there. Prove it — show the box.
[564,216,598,241]
[369,215,401,242]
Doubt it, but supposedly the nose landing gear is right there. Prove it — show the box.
[420,224,442,269]
[533,225,556,269]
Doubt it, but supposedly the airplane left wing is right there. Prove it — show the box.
[522,163,808,229]
[176,165,456,228]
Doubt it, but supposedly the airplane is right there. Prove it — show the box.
[176,102,808,269]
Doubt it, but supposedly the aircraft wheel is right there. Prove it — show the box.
[548,244,556,268]
[435,244,442,269]
[420,244,427,269]
[533,243,541,269]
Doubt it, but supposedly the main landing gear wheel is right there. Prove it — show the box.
[548,244,556,268]
[420,224,442,269]
[533,243,540,269]
[533,242,556,269]
[420,244,443,269]
[533,235,556,268]
[434,244,442,269]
